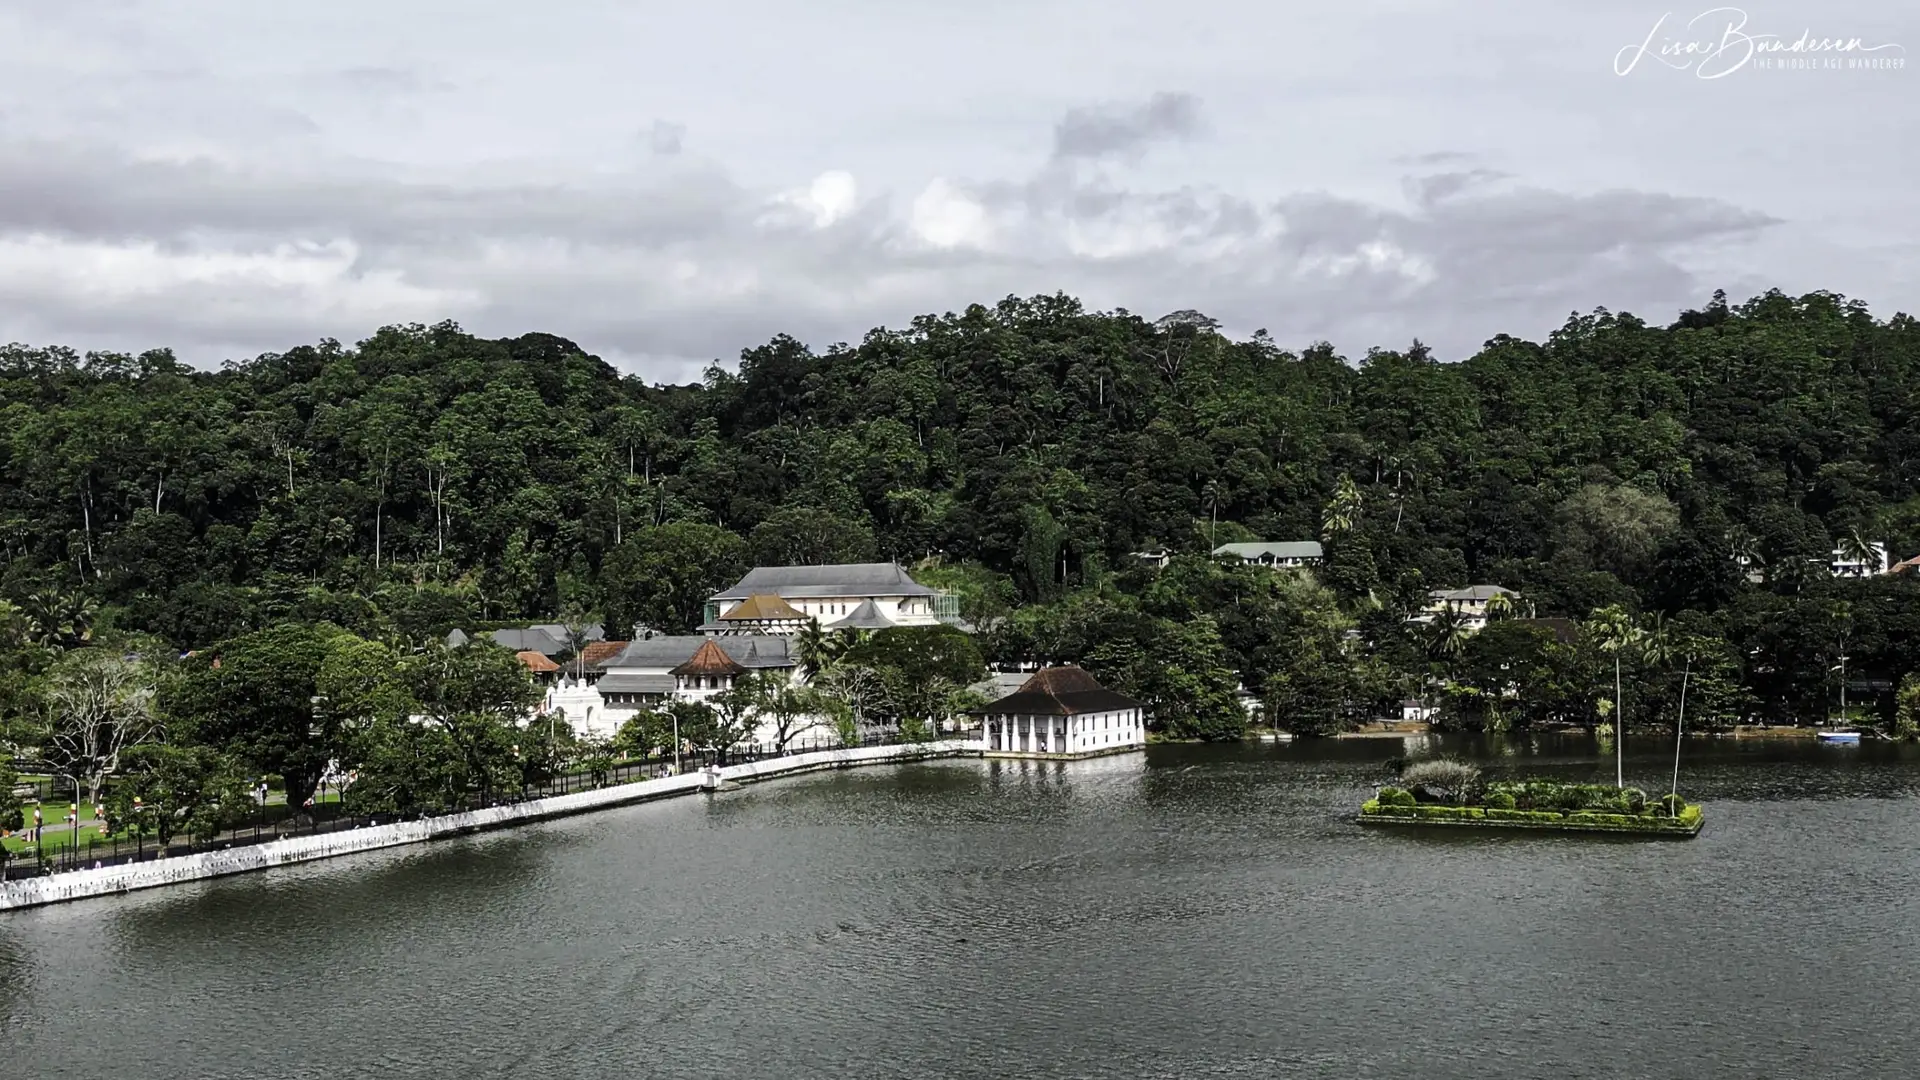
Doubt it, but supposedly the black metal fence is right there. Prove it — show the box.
[2,728,978,883]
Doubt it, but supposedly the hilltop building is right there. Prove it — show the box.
[1410,585,1518,633]
[700,563,964,633]
[1212,541,1324,569]
[1830,541,1891,578]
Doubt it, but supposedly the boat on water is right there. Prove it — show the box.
[1817,730,1862,744]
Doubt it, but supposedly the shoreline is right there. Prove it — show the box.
[1,740,985,913]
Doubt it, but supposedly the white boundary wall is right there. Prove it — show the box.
[1,740,983,912]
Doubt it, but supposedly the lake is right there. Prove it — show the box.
[4,734,1920,1079]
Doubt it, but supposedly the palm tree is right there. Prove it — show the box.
[1639,613,1673,670]
[1484,592,1516,623]
[1322,476,1363,539]
[559,603,598,682]
[1638,613,1681,745]
[1838,529,1881,577]
[1587,604,1640,788]
[1772,554,1819,595]
[794,618,833,682]
[1424,610,1469,675]
[24,589,96,651]
[1201,479,1224,550]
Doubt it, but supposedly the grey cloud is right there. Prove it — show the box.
[1407,169,1511,207]
[0,143,745,247]
[332,66,451,95]
[0,89,1789,375]
[1051,91,1203,161]
[648,120,686,156]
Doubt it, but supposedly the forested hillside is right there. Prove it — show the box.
[5,287,1920,734]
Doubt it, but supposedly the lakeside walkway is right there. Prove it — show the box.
[1,739,986,913]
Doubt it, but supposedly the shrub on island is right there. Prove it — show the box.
[1362,776,1703,835]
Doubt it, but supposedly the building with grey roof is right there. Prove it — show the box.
[445,625,587,658]
[702,562,963,631]
[973,666,1147,758]
[1411,584,1520,633]
[1211,541,1324,568]
[824,598,897,631]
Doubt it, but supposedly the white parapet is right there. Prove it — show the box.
[1,740,986,912]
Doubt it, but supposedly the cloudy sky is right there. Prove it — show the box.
[0,1,1913,380]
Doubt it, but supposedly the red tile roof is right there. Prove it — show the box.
[579,640,627,667]
[669,639,747,677]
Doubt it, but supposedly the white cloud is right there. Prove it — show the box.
[0,0,1912,372]
[765,170,859,230]
[0,234,475,329]
[909,179,992,250]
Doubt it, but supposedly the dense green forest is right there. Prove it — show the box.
[5,287,1920,756]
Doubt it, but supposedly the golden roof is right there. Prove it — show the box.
[719,593,806,621]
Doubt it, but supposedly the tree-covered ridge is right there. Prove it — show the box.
[4,287,1920,730]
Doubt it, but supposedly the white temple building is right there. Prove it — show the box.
[975,665,1148,759]
[562,633,837,751]
[700,562,965,632]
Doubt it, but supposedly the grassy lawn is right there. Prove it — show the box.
[3,824,135,857]
[3,790,353,858]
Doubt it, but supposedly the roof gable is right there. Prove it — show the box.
[1212,541,1323,560]
[1429,584,1516,602]
[671,639,748,677]
[977,664,1145,716]
[515,650,560,673]
[713,562,937,599]
[603,634,797,671]
[580,640,628,668]
[720,594,807,621]
[824,597,897,630]
[489,627,566,655]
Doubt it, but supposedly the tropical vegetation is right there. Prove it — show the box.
[4,286,1920,776]
[1364,759,1703,835]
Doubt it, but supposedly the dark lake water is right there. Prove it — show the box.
[5,734,1920,1079]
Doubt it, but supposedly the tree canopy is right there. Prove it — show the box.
[2,288,1919,735]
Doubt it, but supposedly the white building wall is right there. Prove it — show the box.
[1830,542,1890,578]
[542,678,616,739]
[988,707,1146,756]
[774,594,942,626]
[566,662,837,755]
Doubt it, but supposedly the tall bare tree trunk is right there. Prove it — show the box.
[375,475,387,570]
[80,479,96,578]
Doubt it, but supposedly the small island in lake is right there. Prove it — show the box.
[1357,759,1703,838]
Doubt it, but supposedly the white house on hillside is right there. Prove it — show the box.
[1213,541,1324,568]
[1411,585,1517,633]
[701,562,964,632]
[1830,541,1890,578]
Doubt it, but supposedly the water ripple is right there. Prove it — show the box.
[3,736,1920,1079]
